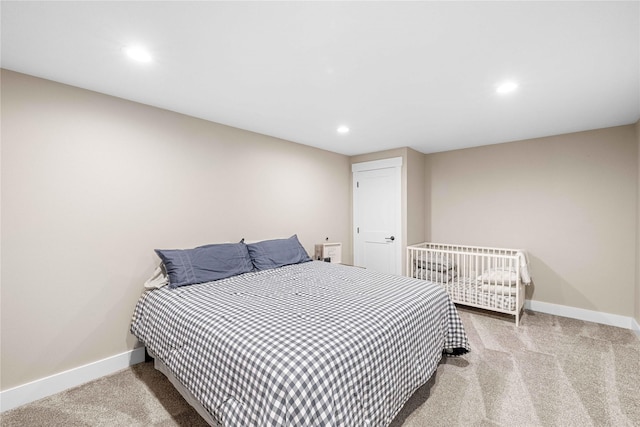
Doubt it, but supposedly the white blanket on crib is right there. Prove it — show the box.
[517,250,532,284]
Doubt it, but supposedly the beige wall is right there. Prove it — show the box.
[636,120,640,325]
[406,148,426,246]
[426,126,638,317]
[0,70,351,390]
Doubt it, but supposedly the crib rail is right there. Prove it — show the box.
[407,242,526,326]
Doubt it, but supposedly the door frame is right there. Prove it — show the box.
[352,157,403,275]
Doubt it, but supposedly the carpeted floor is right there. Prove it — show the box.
[2,308,639,426]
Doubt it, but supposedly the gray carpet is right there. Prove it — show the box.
[2,308,639,427]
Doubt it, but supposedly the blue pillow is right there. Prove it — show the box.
[155,242,253,288]
[246,235,311,271]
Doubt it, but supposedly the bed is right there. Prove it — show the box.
[407,242,532,326]
[131,236,470,426]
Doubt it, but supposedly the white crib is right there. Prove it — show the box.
[406,242,531,326]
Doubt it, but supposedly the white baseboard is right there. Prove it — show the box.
[525,300,637,331]
[0,347,145,413]
[632,317,640,337]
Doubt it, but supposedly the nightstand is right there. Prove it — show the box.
[314,242,342,264]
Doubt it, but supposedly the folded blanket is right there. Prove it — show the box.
[415,268,456,283]
[413,254,455,272]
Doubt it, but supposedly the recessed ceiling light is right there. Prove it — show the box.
[123,45,152,63]
[496,81,518,94]
[337,125,350,134]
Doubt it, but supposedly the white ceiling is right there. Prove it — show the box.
[2,1,639,156]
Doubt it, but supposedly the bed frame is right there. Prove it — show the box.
[406,242,527,326]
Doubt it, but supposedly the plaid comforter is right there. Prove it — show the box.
[130,261,469,427]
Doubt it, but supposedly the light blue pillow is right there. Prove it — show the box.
[246,235,311,271]
[155,242,253,288]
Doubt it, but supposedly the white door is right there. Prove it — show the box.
[352,157,402,275]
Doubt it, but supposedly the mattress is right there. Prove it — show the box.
[131,261,470,427]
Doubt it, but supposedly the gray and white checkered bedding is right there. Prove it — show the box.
[131,261,470,427]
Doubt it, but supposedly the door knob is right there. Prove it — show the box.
[386,236,395,241]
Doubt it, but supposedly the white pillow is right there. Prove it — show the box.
[477,268,518,284]
[144,266,169,289]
